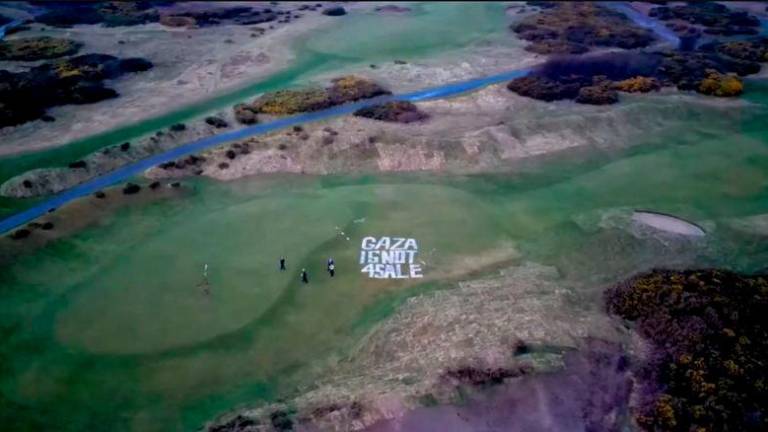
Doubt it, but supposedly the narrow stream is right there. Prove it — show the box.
[0,67,530,234]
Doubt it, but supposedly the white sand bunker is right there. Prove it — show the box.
[632,210,706,236]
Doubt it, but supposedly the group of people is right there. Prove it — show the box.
[199,258,335,295]
[280,256,335,283]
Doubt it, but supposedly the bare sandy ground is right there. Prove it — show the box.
[143,82,751,184]
[207,262,622,431]
[0,39,544,197]
[0,0,538,158]
[2,65,752,199]
[0,2,337,156]
[313,35,538,95]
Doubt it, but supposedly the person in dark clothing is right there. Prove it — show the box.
[280,257,286,271]
[328,262,335,277]
[198,263,210,295]
[301,268,309,284]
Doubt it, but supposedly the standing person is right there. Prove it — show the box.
[328,262,335,278]
[301,268,309,284]
[199,263,210,296]
[280,257,286,271]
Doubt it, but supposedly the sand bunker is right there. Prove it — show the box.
[632,210,706,236]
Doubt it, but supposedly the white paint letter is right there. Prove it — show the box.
[391,237,405,249]
[394,264,408,278]
[405,251,417,263]
[368,250,380,264]
[361,263,375,277]
[375,236,391,250]
[362,237,376,250]
[409,264,423,278]
[381,251,393,264]
[383,264,397,279]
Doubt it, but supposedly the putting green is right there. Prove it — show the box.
[54,182,512,355]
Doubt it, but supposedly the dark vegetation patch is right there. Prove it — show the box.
[0,37,82,61]
[507,75,581,101]
[507,44,761,104]
[249,88,330,115]
[31,2,281,29]
[67,160,87,169]
[231,142,251,155]
[6,218,57,240]
[35,1,160,28]
[158,154,209,173]
[353,101,428,123]
[159,15,196,28]
[208,414,257,432]
[240,76,390,116]
[205,116,228,128]
[512,2,655,55]
[612,76,661,93]
[537,52,663,82]
[163,6,277,28]
[507,52,659,104]
[269,409,294,431]
[700,37,768,65]
[443,365,533,387]
[0,54,153,128]
[322,7,346,17]
[649,2,761,36]
[298,401,363,426]
[506,2,767,104]
[575,81,618,105]
[606,269,768,432]
[122,183,141,194]
[233,103,259,125]
[10,229,31,240]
